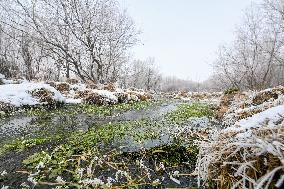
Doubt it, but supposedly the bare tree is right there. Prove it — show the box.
[20,33,35,80]
[120,57,162,91]
[0,21,20,78]
[214,2,284,90]
[0,0,139,83]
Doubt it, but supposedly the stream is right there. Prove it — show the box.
[0,102,178,146]
[0,101,218,188]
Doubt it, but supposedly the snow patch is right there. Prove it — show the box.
[65,98,82,104]
[93,89,118,103]
[0,73,5,79]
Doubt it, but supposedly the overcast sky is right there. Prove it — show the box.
[119,0,256,82]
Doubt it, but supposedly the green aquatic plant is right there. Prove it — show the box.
[26,100,157,117]
[166,103,214,124]
[124,143,199,168]
[0,101,161,156]
[22,113,198,187]
[23,141,199,188]
[0,134,65,155]
[0,138,48,154]
[66,119,163,149]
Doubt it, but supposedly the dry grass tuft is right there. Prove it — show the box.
[103,83,116,92]
[55,82,70,93]
[31,88,56,104]
[74,90,92,99]
[83,92,117,105]
[197,122,284,189]
[221,86,284,125]
[0,101,16,113]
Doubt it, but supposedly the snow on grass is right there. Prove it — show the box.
[0,82,65,106]
[65,98,82,104]
[225,104,284,133]
[69,83,87,92]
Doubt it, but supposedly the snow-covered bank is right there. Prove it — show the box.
[0,82,65,107]
[0,77,153,113]
[164,91,222,104]
[161,87,284,188]
[197,88,284,189]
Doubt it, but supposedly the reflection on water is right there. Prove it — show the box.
[0,117,34,142]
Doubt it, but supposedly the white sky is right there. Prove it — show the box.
[119,0,256,81]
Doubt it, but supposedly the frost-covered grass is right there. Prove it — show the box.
[221,86,284,125]
[226,104,284,134]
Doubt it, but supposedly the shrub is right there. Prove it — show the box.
[83,92,117,106]
[224,87,240,95]
[66,78,79,84]
[114,92,129,103]
[0,102,16,113]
